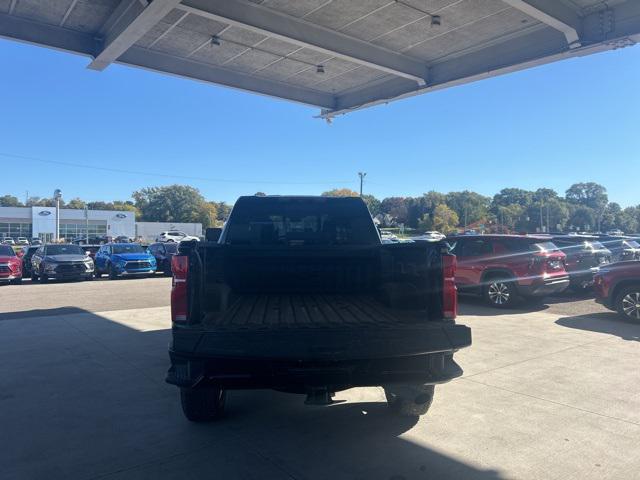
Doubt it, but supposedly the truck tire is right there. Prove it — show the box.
[31,270,38,281]
[10,278,22,285]
[615,286,640,322]
[384,385,435,417]
[39,267,48,284]
[483,277,517,308]
[94,268,102,279]
[180,387,226,422]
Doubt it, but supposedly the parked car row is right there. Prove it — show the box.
[446,235,569,308]
[438,233,640,321]
[1,241,181,284]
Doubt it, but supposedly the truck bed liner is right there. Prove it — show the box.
[204,294,426,330]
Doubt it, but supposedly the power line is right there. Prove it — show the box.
[0,152,353,186]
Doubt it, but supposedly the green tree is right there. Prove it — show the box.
[211,201,232,223]
[133,185,214,227]
[445,191,490,227]
[361,194,381,216]
[26,196,59,207]
[0,195,23,207]
[567,205,596,231]
[618,207,639,233]
[379,197,409,225]
[407,191,446,229]
[66,198,86,209]
[492,188,534,209]
[565,182,608,211]
[321,188,359,197]
[600,202,622,232]
[431,204,459,234]
[495,204,524,232]
[254,192,267,196]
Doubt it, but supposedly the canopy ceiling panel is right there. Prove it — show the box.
[0,0,638,118]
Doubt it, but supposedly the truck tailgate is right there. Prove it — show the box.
[172,294,471,361]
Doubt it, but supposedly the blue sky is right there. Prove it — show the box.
[1,38,639,206]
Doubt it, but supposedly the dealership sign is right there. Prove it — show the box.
[115,213,127,219]
[38,210,52,216]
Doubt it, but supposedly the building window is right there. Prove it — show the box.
[0,222,33,239]
[59,223,107,240]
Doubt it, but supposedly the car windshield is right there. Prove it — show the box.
[623,240,640,248]
[588,241,607,250]
[0,245,15,256]
[112,244,145,254]
[45,245,84,255]
[531,241,559,252]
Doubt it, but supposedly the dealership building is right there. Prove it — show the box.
[0,206,202,243]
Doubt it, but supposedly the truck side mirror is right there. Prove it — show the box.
[206,228,222,242]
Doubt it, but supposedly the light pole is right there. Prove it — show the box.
[84,205,89,244]
[54,189,62,242]
[358,172,367,196]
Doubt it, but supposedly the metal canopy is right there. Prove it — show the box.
[0,0,638,119]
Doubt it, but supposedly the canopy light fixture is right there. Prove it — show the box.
[431,15,441,26]
[210,35,220,46]
[316,65,325,74]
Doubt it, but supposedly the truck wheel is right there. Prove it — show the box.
[10,278,22,285]
[484,279,516,308]
[180,387,226,422]
[31,271,38,281]
[94,268,102,279]
[384,385,435,417]
[615,286,640,322]
[39,268,48,283]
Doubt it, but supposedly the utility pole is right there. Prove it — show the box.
[358,172,367,196]
[539,202,544,233]
[25,190,28,205]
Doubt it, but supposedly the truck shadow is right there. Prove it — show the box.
[556,312,640,341]
[0,306,506,480]
[458,295,549,316]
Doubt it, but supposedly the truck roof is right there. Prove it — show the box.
[237,195,364,202]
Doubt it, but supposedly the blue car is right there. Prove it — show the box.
[94,243,157,279]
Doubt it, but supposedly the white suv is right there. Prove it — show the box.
[156,231,199,243]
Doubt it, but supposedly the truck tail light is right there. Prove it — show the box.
[442,254,457,320]
[171,255,189,324]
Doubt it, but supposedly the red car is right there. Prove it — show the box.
[0,244,23,285]
[594,261,640,321]
[447,235,569,308]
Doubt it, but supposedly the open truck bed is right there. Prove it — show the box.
[182,293,471,362]
[166,196,471,421]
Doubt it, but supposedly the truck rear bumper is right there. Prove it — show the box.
[167,351,464,392]
[167,322,471,390]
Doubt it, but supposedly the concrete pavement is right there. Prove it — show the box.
[0,279,639,479]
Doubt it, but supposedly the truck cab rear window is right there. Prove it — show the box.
[225,198,378,246]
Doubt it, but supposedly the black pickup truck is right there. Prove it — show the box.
[166,196,471,421]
